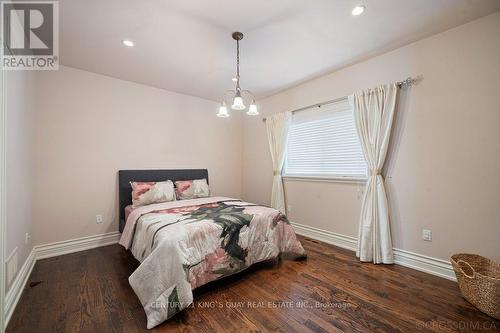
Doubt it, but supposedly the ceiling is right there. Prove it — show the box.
[59,0,500,101]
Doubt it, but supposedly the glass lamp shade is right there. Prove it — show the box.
[217,105,229,117]
[247,103,259,115]
[231,96,246,110]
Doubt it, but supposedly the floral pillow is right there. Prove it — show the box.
[130,180,176,207]
[175,179,210,200]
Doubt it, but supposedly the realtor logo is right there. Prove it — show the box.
[1,1,59,70]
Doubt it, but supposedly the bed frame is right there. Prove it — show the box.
[118,169,209,233]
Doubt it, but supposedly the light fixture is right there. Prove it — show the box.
[352,5,365,16]
[122,39,134,47]
[217,103,229,118]
[232,92,245,110]
[217,32,258,117]
[247,101,258,116]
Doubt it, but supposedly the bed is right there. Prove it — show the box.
[118,169,306,329]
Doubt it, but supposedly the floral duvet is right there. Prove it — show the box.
[118,196,306,329]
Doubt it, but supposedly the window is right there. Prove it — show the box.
[284,98,367,180]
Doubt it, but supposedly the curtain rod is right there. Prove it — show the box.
[262,76,421,122]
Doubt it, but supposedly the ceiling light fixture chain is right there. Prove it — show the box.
[217,32,258,118]
[236,36,240,85]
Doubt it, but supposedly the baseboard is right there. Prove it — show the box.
[4,231,121,329]
[291,222,357,251]
[35,231,121,260]
[4,249,36,326]
[393,248,455,281]
[291,222,456,281]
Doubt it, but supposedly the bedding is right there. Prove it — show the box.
[119,196,306,329]
[131,180,176,207]
[124,205,135,221]
[174,178,210,200]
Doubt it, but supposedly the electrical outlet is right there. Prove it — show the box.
[422,229,432,242]
[287,205,292,213]
[6,247,18,286]
[25,232,31,244]
[96,214,103,224]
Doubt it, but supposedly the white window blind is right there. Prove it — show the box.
[284,98,367,180]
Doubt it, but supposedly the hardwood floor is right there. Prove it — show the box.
[6,236,499,333]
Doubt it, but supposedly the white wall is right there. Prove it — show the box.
[32,66,243,245]
[5,70,35,292]
[242,12,500,262]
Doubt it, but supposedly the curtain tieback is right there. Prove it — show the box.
[273,171,281,176]
[370,169,382,176]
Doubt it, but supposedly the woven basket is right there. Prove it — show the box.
[451,253,500,319]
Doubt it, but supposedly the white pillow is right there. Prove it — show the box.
[175,179,210,200]
[131,180,176,207]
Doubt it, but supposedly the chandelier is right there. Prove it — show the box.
[217,32,258,117]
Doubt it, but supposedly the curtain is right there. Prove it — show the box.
[350,83,397,264]
[266,111,292,214]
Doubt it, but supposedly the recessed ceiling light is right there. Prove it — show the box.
[122,39,134,47]
[352,5,365,16]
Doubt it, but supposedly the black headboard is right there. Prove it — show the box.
[118,169,209,232]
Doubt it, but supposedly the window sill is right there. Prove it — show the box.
[282,175,367,184]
